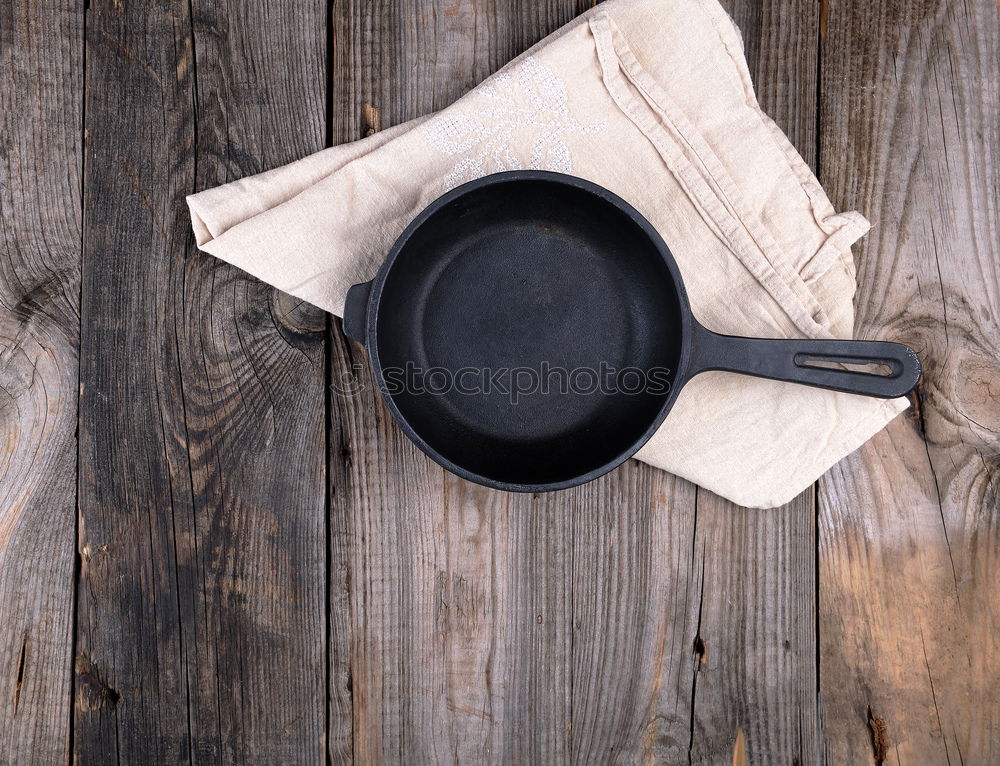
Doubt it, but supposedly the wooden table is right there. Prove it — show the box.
[2,0,997,763]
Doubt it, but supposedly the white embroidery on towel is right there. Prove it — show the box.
[423,56,606,189]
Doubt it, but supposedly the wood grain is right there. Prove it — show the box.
[686,1,821,763]
[0,0,81,762]
[329,5,574,759]
[75,0,330,761]
[689,492,819,765]
[818,0,1000,763]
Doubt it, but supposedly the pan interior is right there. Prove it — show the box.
[374,178,684,487]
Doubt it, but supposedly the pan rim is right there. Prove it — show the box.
[364,170,694,492]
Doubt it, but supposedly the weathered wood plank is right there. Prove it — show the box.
[818,0,1000,762]
[0,0,81,762]
[328,2,683,761]
[690,492,818,765]
[685,1,821,763]
[76,0,330,761]
[565,467,698,764]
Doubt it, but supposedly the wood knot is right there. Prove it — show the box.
[868,706,889,765]
[693,634,707,665]
[75,653,121,712]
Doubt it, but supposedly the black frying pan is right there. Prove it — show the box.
[342,171,920,492]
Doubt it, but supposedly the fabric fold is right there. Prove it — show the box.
[186,0,908,508]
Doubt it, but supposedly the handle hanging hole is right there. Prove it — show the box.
[793,354,901,377]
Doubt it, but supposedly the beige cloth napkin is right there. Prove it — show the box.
[187,0,908,508]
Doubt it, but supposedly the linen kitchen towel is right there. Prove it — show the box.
[187,0,910,508]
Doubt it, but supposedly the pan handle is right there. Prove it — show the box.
[688,322,921,399]
[342,280,373,345]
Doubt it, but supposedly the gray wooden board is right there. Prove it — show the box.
[691,1,821,763]
[0,0,81,762]
[75,0,329,761]
[818,0,1000,763]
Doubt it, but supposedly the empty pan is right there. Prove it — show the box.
[342,171,920,492]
